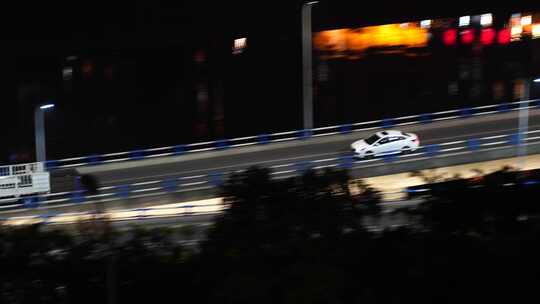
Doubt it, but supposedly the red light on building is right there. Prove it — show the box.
[460,29,474,44]
[497,28,511,44]
[443,29,457,45]
[480,28,495,45]
[81,60,94,77]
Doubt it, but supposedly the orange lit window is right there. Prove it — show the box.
[533,24,540,38]
[314,23,428,55]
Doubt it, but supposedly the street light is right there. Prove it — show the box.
[517,77,539,169]
[301,1,318,130]
[35,103,55,163]
[40,104,55,110]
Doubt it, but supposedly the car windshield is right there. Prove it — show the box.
[364,134,380,145]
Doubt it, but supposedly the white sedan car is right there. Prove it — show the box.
[351,130,420,159]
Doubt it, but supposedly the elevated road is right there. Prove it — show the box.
[74,109,540,186]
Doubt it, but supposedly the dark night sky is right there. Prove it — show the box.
[0,0,537,56]
[3,1,537,47]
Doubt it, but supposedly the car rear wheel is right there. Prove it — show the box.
[401,146,411,154]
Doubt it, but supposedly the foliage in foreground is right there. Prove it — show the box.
[1,166,540,304]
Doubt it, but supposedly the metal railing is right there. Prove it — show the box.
[39,99,540,170]
[2,128,540,212]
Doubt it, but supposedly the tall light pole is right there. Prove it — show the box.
[517,78,539,169]
[34,103,55,163]
[302,1,318,130]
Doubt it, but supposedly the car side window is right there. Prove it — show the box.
[378,138,390,145]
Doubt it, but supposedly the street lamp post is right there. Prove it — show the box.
[34,103,55,163]
[301,1,318,130]
[517,78,539,169]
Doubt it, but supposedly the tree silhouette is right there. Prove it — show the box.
[197,166,370,303]
[2,165,540,303]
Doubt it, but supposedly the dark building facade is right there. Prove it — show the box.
[5,4,540,163]
[312,11,540,126]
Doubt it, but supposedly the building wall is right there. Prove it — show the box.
[313,13,540,126]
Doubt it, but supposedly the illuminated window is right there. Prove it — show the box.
[511,26,523,41]
[521,15,532,26]
[233,37,247,54]
[62,67,73,80]
[314,29,348,54]
[480,14,492,26]
[314,24,429,56]
[533,24,540,38]
[510,13,521,27]
[420,19,431,29]
[459,16,470,27]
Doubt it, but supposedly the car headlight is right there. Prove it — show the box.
[352,146,365,153]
